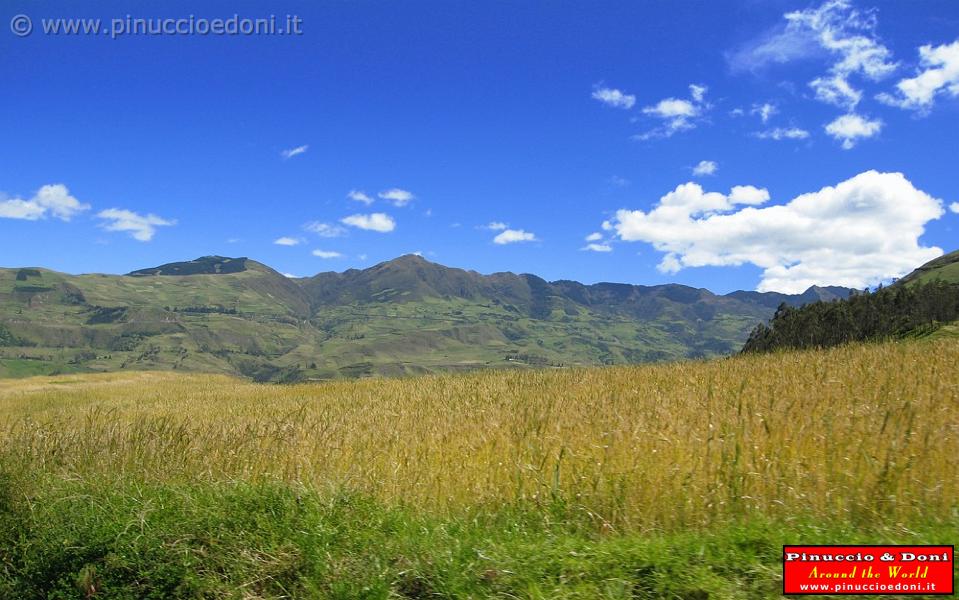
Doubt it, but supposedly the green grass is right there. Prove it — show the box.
[930,321,959,339]
[2,475,955,599]
[0,357,85,378]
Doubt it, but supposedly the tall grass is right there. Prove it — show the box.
[1,339,957,532]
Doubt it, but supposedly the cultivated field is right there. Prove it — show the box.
[1,339,957,597]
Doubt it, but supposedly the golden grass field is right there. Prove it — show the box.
[1,339,957,532]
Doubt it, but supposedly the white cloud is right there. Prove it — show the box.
[603,171,944,293]
[951,202,959,214]
[0,197,46,220]
[592,87,636,109]
[640,99,697,136]
[583,233,613,252]
[794,0,897,107]
[755,127,811,141]
[273,237,302,246]
[493,229,538,245]
[0,184,90,221]
[689,84,708,103]
[729,185,771,205]
[485,221,508,231]
[878,40,959,112]
[341,212,396,233]
[637,84,708,139]
[582,243,612,253]
[97,208,175,242]
[751,103,778,123]
[281,145,308,159]
[824,113,883,149]
[810,74,863,110]
[729,1,897,110]
[282,273,301,279]
[303,221,347,237]
[692,160,718,176]
[644,98,697,119]
[378,188,414,207]
[727,24,823,74]
[312,250,343,259]
[347,190,374,205]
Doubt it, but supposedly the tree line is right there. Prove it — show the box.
[742,279,959,353]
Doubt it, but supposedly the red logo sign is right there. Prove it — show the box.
[783,545,954,595]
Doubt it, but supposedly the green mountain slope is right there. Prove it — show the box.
[1,254,854,381]
[896,249,959,285]
[894,250,959,341]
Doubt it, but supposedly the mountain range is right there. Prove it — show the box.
[0,253,880,381]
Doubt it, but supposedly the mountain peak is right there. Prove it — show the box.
[127,256,249,277]
[802,285,854,299]
[380,254,431,266]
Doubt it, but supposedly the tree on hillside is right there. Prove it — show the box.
[742,280,959,353]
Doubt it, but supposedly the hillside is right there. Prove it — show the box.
[0,254,854,381]
[896,249,959,285]
[743,251,959,353]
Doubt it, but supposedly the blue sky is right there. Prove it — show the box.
[1,0,957,293]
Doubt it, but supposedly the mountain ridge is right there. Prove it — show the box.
[0,253,871,381]
[26,252,849,301]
